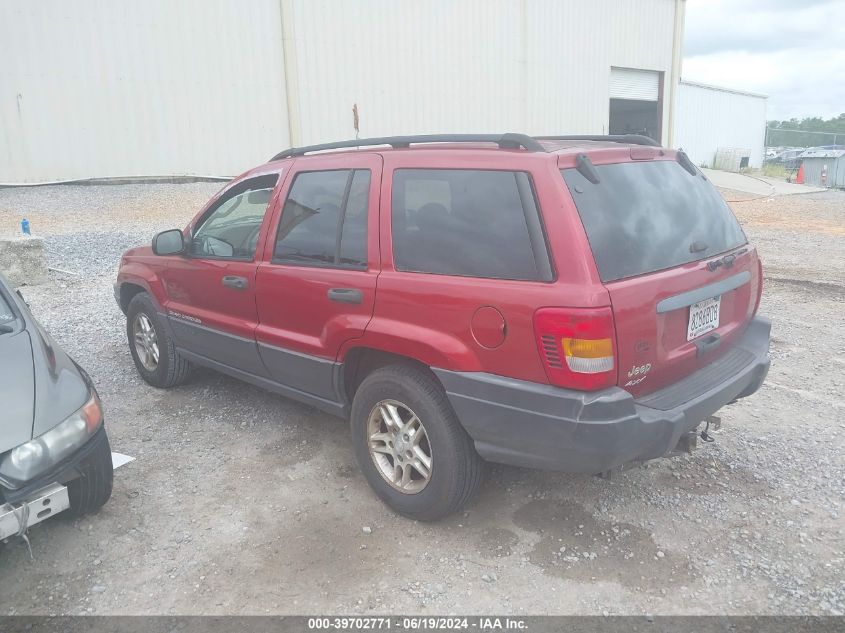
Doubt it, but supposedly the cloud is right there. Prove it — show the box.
[683,0,845,119]
[684,0,843,56]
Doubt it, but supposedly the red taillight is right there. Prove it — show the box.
[753,258,764,316]
[533,307,617,391]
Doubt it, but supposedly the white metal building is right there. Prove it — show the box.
[1,0,686,183]
[673,80,768,169]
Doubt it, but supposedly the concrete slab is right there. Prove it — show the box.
[0,236,49,286]
[702,168,827,196]
[756,175,828,196]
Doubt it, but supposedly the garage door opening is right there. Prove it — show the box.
[609,99,660,140]
[609,67,663,143]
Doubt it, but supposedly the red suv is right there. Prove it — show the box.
[115,133,770,520]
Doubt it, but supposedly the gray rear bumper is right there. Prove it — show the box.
[434,316,771,474]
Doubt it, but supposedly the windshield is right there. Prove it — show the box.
[562,160,747,282]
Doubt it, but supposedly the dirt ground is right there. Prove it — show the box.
[0,184,843,616]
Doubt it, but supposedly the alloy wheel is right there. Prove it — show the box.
[366,399,433,494]
[132,312,160,371]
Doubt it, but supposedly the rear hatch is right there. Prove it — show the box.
[561,155,761,398]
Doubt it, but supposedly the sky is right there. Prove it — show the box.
[682,0,845,121]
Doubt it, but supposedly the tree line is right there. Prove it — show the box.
[766,113,845,148]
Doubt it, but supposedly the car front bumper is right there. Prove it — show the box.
[113,282,124,313]
[0,425,110,505]
[434,316,771,474]
[0,483,70,541]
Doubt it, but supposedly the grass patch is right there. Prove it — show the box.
[761,163,791,179]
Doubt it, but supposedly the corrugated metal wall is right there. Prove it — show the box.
[802,157,845,188]
[289,0,677,145]
[1,0,679,182]
[673,81,767,169]
[0,0,289,182]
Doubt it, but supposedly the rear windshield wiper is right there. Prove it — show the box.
[706,247,749,271]
[0,323,14,334]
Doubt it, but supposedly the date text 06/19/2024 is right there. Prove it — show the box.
[306,617,528,631]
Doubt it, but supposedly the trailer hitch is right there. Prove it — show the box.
[700,415,721,443]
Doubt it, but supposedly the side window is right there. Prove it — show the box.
[274,169,370,268]
[392,169,551,281]
[191,174,279,259]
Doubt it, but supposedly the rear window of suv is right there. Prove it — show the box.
[392,169,552,281]
[562,160,747,282]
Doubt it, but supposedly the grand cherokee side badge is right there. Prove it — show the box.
[168,309,202,324]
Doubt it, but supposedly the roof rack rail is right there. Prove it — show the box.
[270,133,545,161]
[534,134,661,148]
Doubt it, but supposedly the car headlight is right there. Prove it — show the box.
[0,390,103,487]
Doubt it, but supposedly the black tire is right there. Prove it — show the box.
[350,364,484,521]
[126,293,192,388]
[65,432,114,518]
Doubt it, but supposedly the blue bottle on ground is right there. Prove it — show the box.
[21,218,30,236]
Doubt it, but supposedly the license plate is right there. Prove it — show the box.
[687,296,721,341]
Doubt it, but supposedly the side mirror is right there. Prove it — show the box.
[152,229,185,256]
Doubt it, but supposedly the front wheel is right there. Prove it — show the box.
[126,293,192,388]
[65,431,113,518]
[350,365,484,521]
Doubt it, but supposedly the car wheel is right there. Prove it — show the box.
[65,432,113,518]
[350,364,484,521]
[126,293,192,388]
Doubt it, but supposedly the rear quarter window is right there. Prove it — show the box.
[562,160,747,282]
[391,169,551,281]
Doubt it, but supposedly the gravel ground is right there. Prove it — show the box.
[0,184,843,616]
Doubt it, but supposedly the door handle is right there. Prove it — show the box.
[222,275,248,290]
[327,288,363,304]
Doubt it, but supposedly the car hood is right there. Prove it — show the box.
[0,324,89,455]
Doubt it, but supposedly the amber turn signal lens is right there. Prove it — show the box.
[80,392,103,434]
[562,337,613,359]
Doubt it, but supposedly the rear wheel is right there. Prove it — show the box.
[350,364,484,520]
[126,293,192,388]
[65,432,113,518]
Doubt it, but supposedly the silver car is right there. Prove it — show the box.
[0,275,112,542]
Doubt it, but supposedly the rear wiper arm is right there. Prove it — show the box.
[0,324,13,334]
[707,248,749,271]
